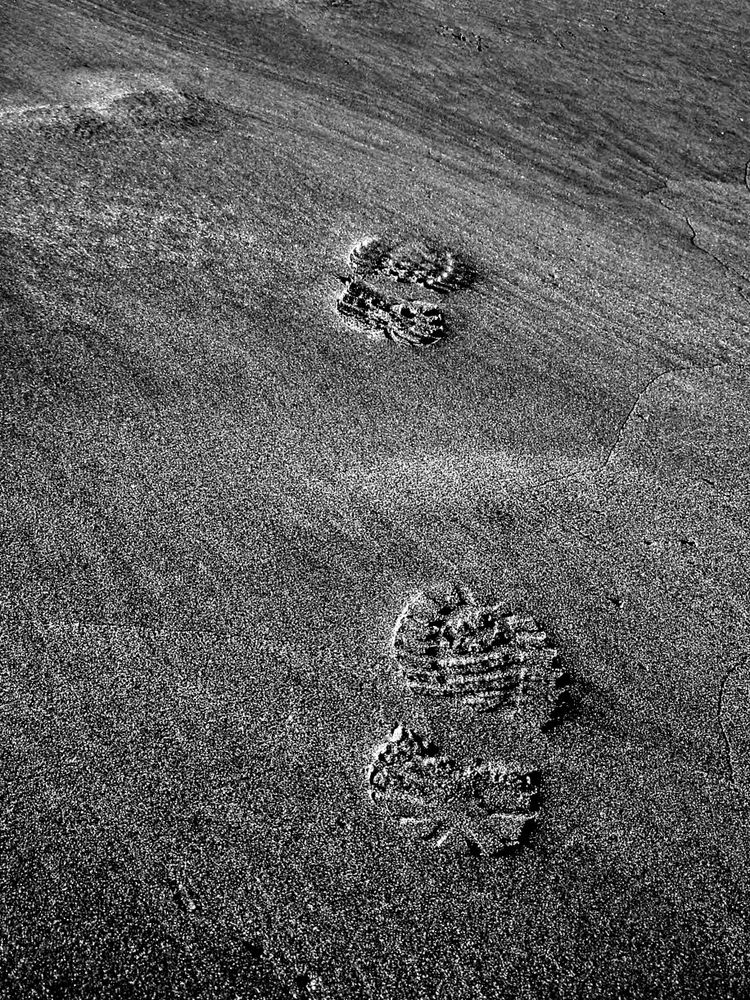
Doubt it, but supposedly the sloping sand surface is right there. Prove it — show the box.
[1,1,749,997]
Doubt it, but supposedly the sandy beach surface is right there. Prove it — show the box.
[1,1,749,997]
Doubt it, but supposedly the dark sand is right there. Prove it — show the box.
[1,1,749,997]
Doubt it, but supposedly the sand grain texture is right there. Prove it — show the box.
[1,0,749,997]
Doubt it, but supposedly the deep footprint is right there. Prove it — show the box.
[392,586,568,725]
[336,279,446,347]
[367,725,538,855]
[348,236,472,292]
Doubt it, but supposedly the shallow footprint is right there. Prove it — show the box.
[2,85,208,139]
[367,724,538,855]
[392,586,568,725]
[336,279,446,347]
[348,236,472,293]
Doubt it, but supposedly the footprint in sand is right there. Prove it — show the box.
[348,235,473,293]
[392,585,569,726]
[335,235,473,347]
[367,724,538,855]
[336,279,446,347]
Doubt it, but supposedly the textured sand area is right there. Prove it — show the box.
[1,1,749,997]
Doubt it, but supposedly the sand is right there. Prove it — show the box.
[1,0,749,997]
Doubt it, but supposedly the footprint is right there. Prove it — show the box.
[348,236,472,293]
[336,233,472,346]
[392,586,567,725]
[336,279,446,347]
[367,724,538,855]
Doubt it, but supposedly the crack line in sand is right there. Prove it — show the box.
[529,466,589,495]
[684,214,749,305]
[596,357,750,477]
[600,366,680,471]
[717,658,743,795]
[523,358,750,503]
[639,177,668,199]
